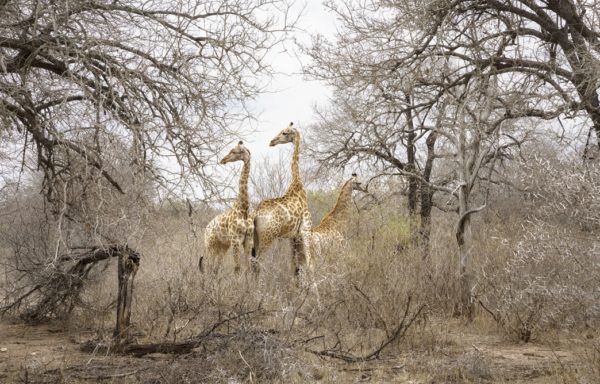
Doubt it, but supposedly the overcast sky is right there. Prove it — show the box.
[243,1,339,160]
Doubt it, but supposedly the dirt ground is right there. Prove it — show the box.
[0,320,593,383]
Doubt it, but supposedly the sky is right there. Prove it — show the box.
[242,1,339,161]
[0,2,342,199]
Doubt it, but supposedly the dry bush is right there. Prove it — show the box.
[419,349,494,384]
[66,192,433,373]
[575,338,600,384]
[137,331,298,383]
[476,157,600,341]
[0,188,61,318]
[0,154,151,322]
[9,145,600,381]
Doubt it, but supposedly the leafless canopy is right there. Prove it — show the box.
[411,0,600,150]
[303,0,600,247]
[0,0,295,323]
[0,0,295,199]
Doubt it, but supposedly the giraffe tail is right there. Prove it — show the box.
[251,216,259,259]
[198,254,204,272]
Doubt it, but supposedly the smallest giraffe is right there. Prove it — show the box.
[201,141,253,273]
[310,173,365,257]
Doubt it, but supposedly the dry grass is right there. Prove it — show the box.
[2,171,600,382]
[29,198,587,382]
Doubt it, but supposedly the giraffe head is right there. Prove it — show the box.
[349,173,367,192]
[269,122,298,147]
[220,141,250,164]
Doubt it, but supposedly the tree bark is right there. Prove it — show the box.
[418,131,437,256]
[114,248,140,344]
[455,185,474,319]
[405,94,419,216]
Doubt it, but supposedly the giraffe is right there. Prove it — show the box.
[310,173,365,257]
[251,122,313,275]
[200,141,253,273]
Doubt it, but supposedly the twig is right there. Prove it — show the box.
[307,297,425,363]
[477,298,501,324]
[74,369,142,380]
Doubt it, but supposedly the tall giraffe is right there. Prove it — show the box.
[252,122,313,275]
[310,173,365,257]
[201,141,253,273]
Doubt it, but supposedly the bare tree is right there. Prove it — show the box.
[1,0,296,200]
[477,147,600,340]
[402,0,600,153]
[303,3,446,247]
[437,72,531,317]
[0,0,296,322]
[304,0,551,315]
[304,0,599,250]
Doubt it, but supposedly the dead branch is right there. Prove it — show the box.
[307,296,425,363]
[83,307,266,357]
[1,245,139,323]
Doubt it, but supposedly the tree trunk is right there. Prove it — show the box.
[545,0,600,153]
[419,187,434,257]
[418,131,437,257]
[406,132,418,216]
[455,186,474,319]
[576,80,600,156]
[405,94,418,216]
[114,248,140,344]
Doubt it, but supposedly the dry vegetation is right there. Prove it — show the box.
[2,151,600,383]
[2,0,600,383]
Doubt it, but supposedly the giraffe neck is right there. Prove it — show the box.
[235,158,250,218]
[287,133,303,194]
[317,180,354,231]
[327,180,354,223]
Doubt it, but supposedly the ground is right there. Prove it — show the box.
[0,320,591,383]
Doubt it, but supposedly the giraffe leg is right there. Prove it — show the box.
[300,227,313,271]
[250,218,261,275]
[231,240,242,273]
[207,242,227,275]
[251,239,270,275]
[243,221,254,272]
[298,211,314,271]
[212,251,224,274]
[291,236,305,276]
[203,228,218,272]
[290,238,298,276]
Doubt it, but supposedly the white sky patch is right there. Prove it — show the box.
[242,1,339,160]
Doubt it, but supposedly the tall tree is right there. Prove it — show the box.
[304,0,597,246]
[0,0,296,201]
[0,0,296,321]
[406,0,600,152]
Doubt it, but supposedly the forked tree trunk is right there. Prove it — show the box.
[455,185,475,319]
